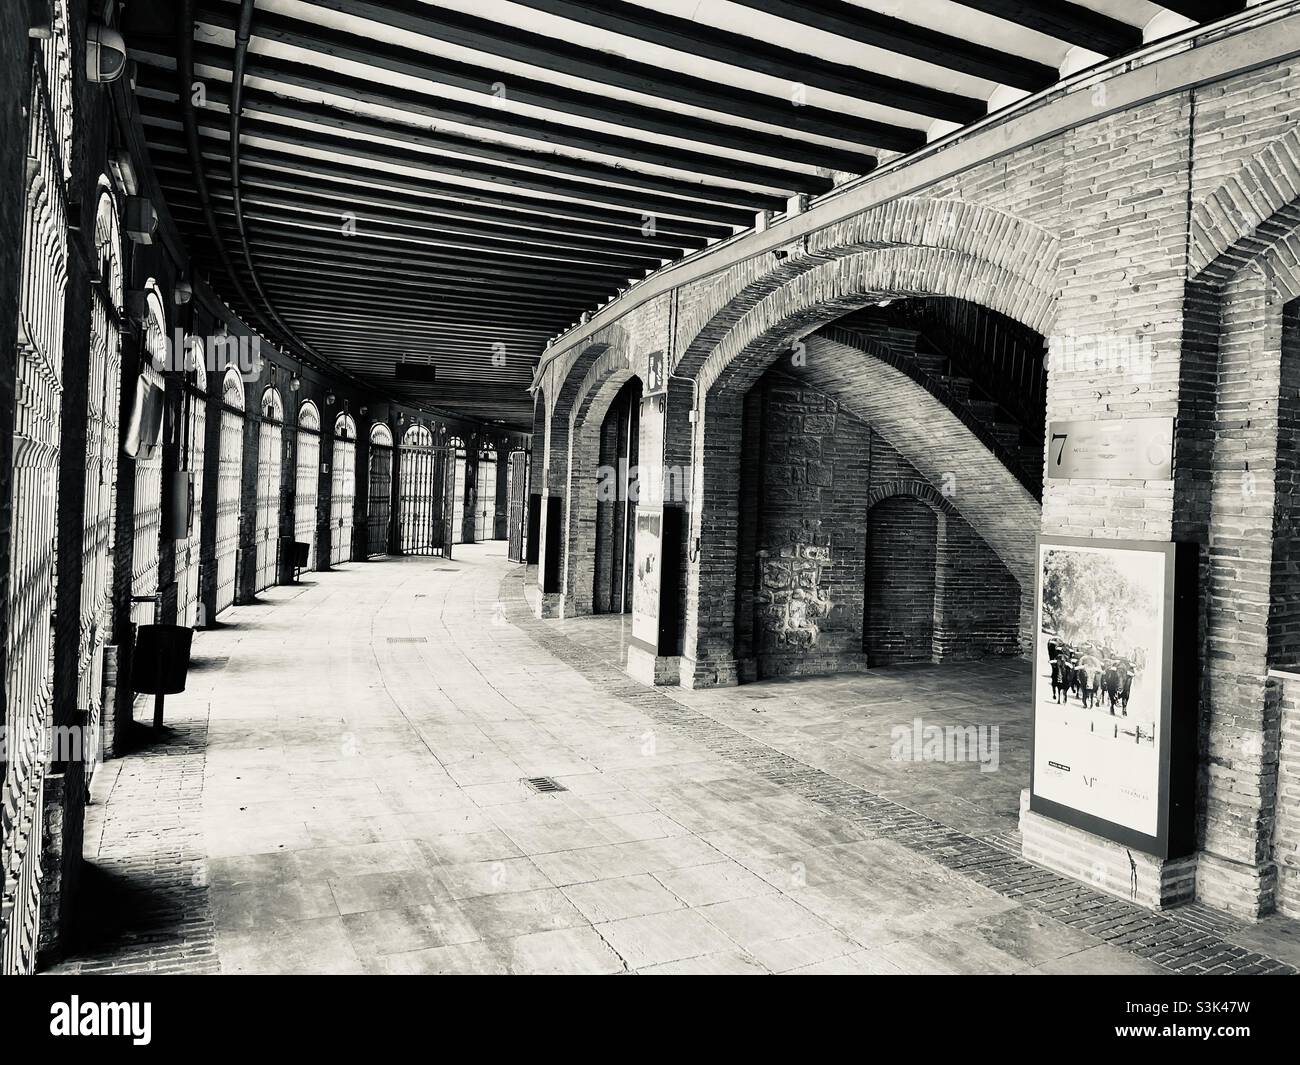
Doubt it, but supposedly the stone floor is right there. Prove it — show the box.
[49,543,1300,975]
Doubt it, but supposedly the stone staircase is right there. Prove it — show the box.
[818,318,1044,500]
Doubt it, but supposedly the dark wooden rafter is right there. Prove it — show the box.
[1153,2,1248,23]
[140,110,763,226]
[548,0,1058,94]
[440,0,989,120]
[188,6,876,176]
[134,80,794,212]
[945,1,1143,55]
[210,0,925,149]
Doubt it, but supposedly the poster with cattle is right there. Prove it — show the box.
[1031,537,1179,852]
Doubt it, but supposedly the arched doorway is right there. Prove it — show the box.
[865,496,937,664]
[175,344,206,628]
[330,413,357,565]
[3,0,75,977]
[294,400,321,571]
[506,448,530,562]
[399,424,450,555]
[475,448,498,543]
[129,280,168,629]
[449,436,468,544]
[215,366,246,614]
[367,422,394,557]
[254,387,284,591]
[79,177,124,771]
[593,377,641,614]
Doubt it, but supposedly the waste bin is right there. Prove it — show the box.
[132,625,194,695]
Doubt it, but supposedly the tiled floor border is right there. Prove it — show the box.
[503,575,1295,975]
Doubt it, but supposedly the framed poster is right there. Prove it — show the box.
[1029,536,1196,858]
[630,509,662,651]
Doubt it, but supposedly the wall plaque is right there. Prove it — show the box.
[1046,417,1173,481]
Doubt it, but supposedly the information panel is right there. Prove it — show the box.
[1046,417,1173,481]
[1030,536,1194,857]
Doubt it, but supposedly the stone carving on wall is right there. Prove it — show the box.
[756,526,833,651]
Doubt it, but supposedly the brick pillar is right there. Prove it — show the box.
[235,386,261,603]
[680,389,745,688]
[536,410,568,617]
[1193,269,1297,918]
[626,381,690,685]
[1020,94,1200,909]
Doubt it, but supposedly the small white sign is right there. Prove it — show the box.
[1047,417,1173,482]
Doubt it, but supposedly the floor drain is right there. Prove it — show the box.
[386,636,427,644]
[523,776,567,794]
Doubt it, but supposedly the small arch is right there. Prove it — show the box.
[298,399,320,432]
[221,366,246,411]
[370,422,394,447]
[865,479,958,518]
[402,424,433,448]
[93,176,123,305]
[140,278,168,371]
[334,412,357,440]
[260,386,284,422]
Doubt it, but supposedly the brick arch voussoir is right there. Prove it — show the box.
[1190,124,1300,288]
[545,339,612,481]
[560,362,642,612]
[866,479,959,518]
[698,248,1054,400]
[674,197,1058,381]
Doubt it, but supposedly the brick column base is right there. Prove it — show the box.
[536,591,562,619]
[1019,791,1197,910]
[626,644,680,686]
[1278,866,1300,919]
[1195,851,1277,921]
[680,655,740,690]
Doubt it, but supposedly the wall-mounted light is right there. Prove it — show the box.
[27,0,53,38]
[325,391,336,405]
[173,277,193,306]
[108,148,138,196]
[87,22,127,83]
[289,372,301,393]
[125,196,158,244]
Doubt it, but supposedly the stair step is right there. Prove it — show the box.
[990,423,1022,448]
[935,375,970,400]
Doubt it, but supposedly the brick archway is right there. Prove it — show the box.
[673,197,1059,384]
[677,236,1057,689]
[865,479,959,518]
[535,334,621,613]
[560,355,642,618]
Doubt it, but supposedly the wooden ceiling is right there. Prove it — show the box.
[122,0,1245,429]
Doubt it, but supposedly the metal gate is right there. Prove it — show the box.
[294,400,320,570]
[398,424,450,556]
[215,367,246,614]
[254,387,284,591]
[506,449,529,562]
[367,422,393,556]
[79,181,124,773]
[330,413,357,565]
[476,449,498,542]
[129,282,167,630]
[175,357,206,628]
[2,7,74,976]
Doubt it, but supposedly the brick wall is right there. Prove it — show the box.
[866,496,936,665]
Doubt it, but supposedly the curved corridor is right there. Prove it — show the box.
[51,548,1299,976]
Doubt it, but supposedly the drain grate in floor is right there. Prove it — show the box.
[523,776,567,794]
[386,636,428,644]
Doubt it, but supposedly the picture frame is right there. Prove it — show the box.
[1029,535,1197,858]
